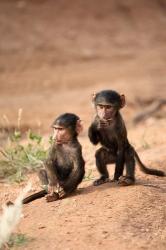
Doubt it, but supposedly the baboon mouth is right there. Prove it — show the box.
[103,118,113,122]
[56,139,71,144]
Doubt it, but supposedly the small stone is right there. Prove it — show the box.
[38,225,46,229]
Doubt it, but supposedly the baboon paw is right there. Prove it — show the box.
[110,179,118,183]
[45,192,59,202]
[118,176,135,186]
[93,178,110,186]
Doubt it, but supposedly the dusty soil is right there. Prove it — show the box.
[0,0,166,249]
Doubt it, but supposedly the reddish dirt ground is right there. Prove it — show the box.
[0,1,166,249]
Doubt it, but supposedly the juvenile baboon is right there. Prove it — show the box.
[88,90,165,186]
[23,113,85,203]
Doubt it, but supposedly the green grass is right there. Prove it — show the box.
[8,233,33,248]
[140,130,151,150]
[0,129,48,183]
[83,169,94,181]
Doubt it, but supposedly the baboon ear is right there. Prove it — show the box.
[91,92,96,103]
[120,94,126,108]
[76,120,83,134]
[91,92,96,108]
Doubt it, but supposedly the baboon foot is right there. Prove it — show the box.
[93,177,110,186]
[110,178,119,183]
[45,192,59,202]
[118,176,135,186]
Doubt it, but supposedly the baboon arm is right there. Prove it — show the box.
[61,149,85,193]
[45,165,58,186]
[44,146,58,186]
[88,123,100,145]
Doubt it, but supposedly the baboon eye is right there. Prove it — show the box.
[98,105,104,109]
[54,127,64,131]
[58,127,65,131]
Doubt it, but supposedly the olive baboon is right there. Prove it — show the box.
[88,90,165,186]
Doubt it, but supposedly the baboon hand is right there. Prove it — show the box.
[45,192,59,202]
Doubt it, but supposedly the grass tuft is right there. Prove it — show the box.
[83,169,94,181]
[8,233,33,248]
[0,127,48,183]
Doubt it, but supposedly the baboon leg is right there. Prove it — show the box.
[94,147,116,186]
[38,169,60,202]
[119,147,135,186]
[38,169,49,185]
[113,152,125,181]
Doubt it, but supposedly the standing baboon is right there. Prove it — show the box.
[88,90,165,186]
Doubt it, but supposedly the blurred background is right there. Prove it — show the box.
[0,0,165,134]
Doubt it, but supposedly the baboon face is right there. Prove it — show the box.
[96,104,117,121]
[52,125,71,144]
[93,90,126,121]
[51,113,82,143]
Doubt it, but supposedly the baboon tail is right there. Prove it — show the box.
[134,150,165,177]
[23,190,47,204]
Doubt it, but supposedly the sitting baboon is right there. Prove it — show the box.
[23,113,85,203]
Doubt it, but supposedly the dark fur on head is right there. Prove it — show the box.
[52,113,80,137]
[94,90,122,107]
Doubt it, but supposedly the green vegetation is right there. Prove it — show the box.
[0,129,48,183]
[8,233,33,248]
[0,110,93,183]
[141,130,151,150]
[83,169,94,181]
